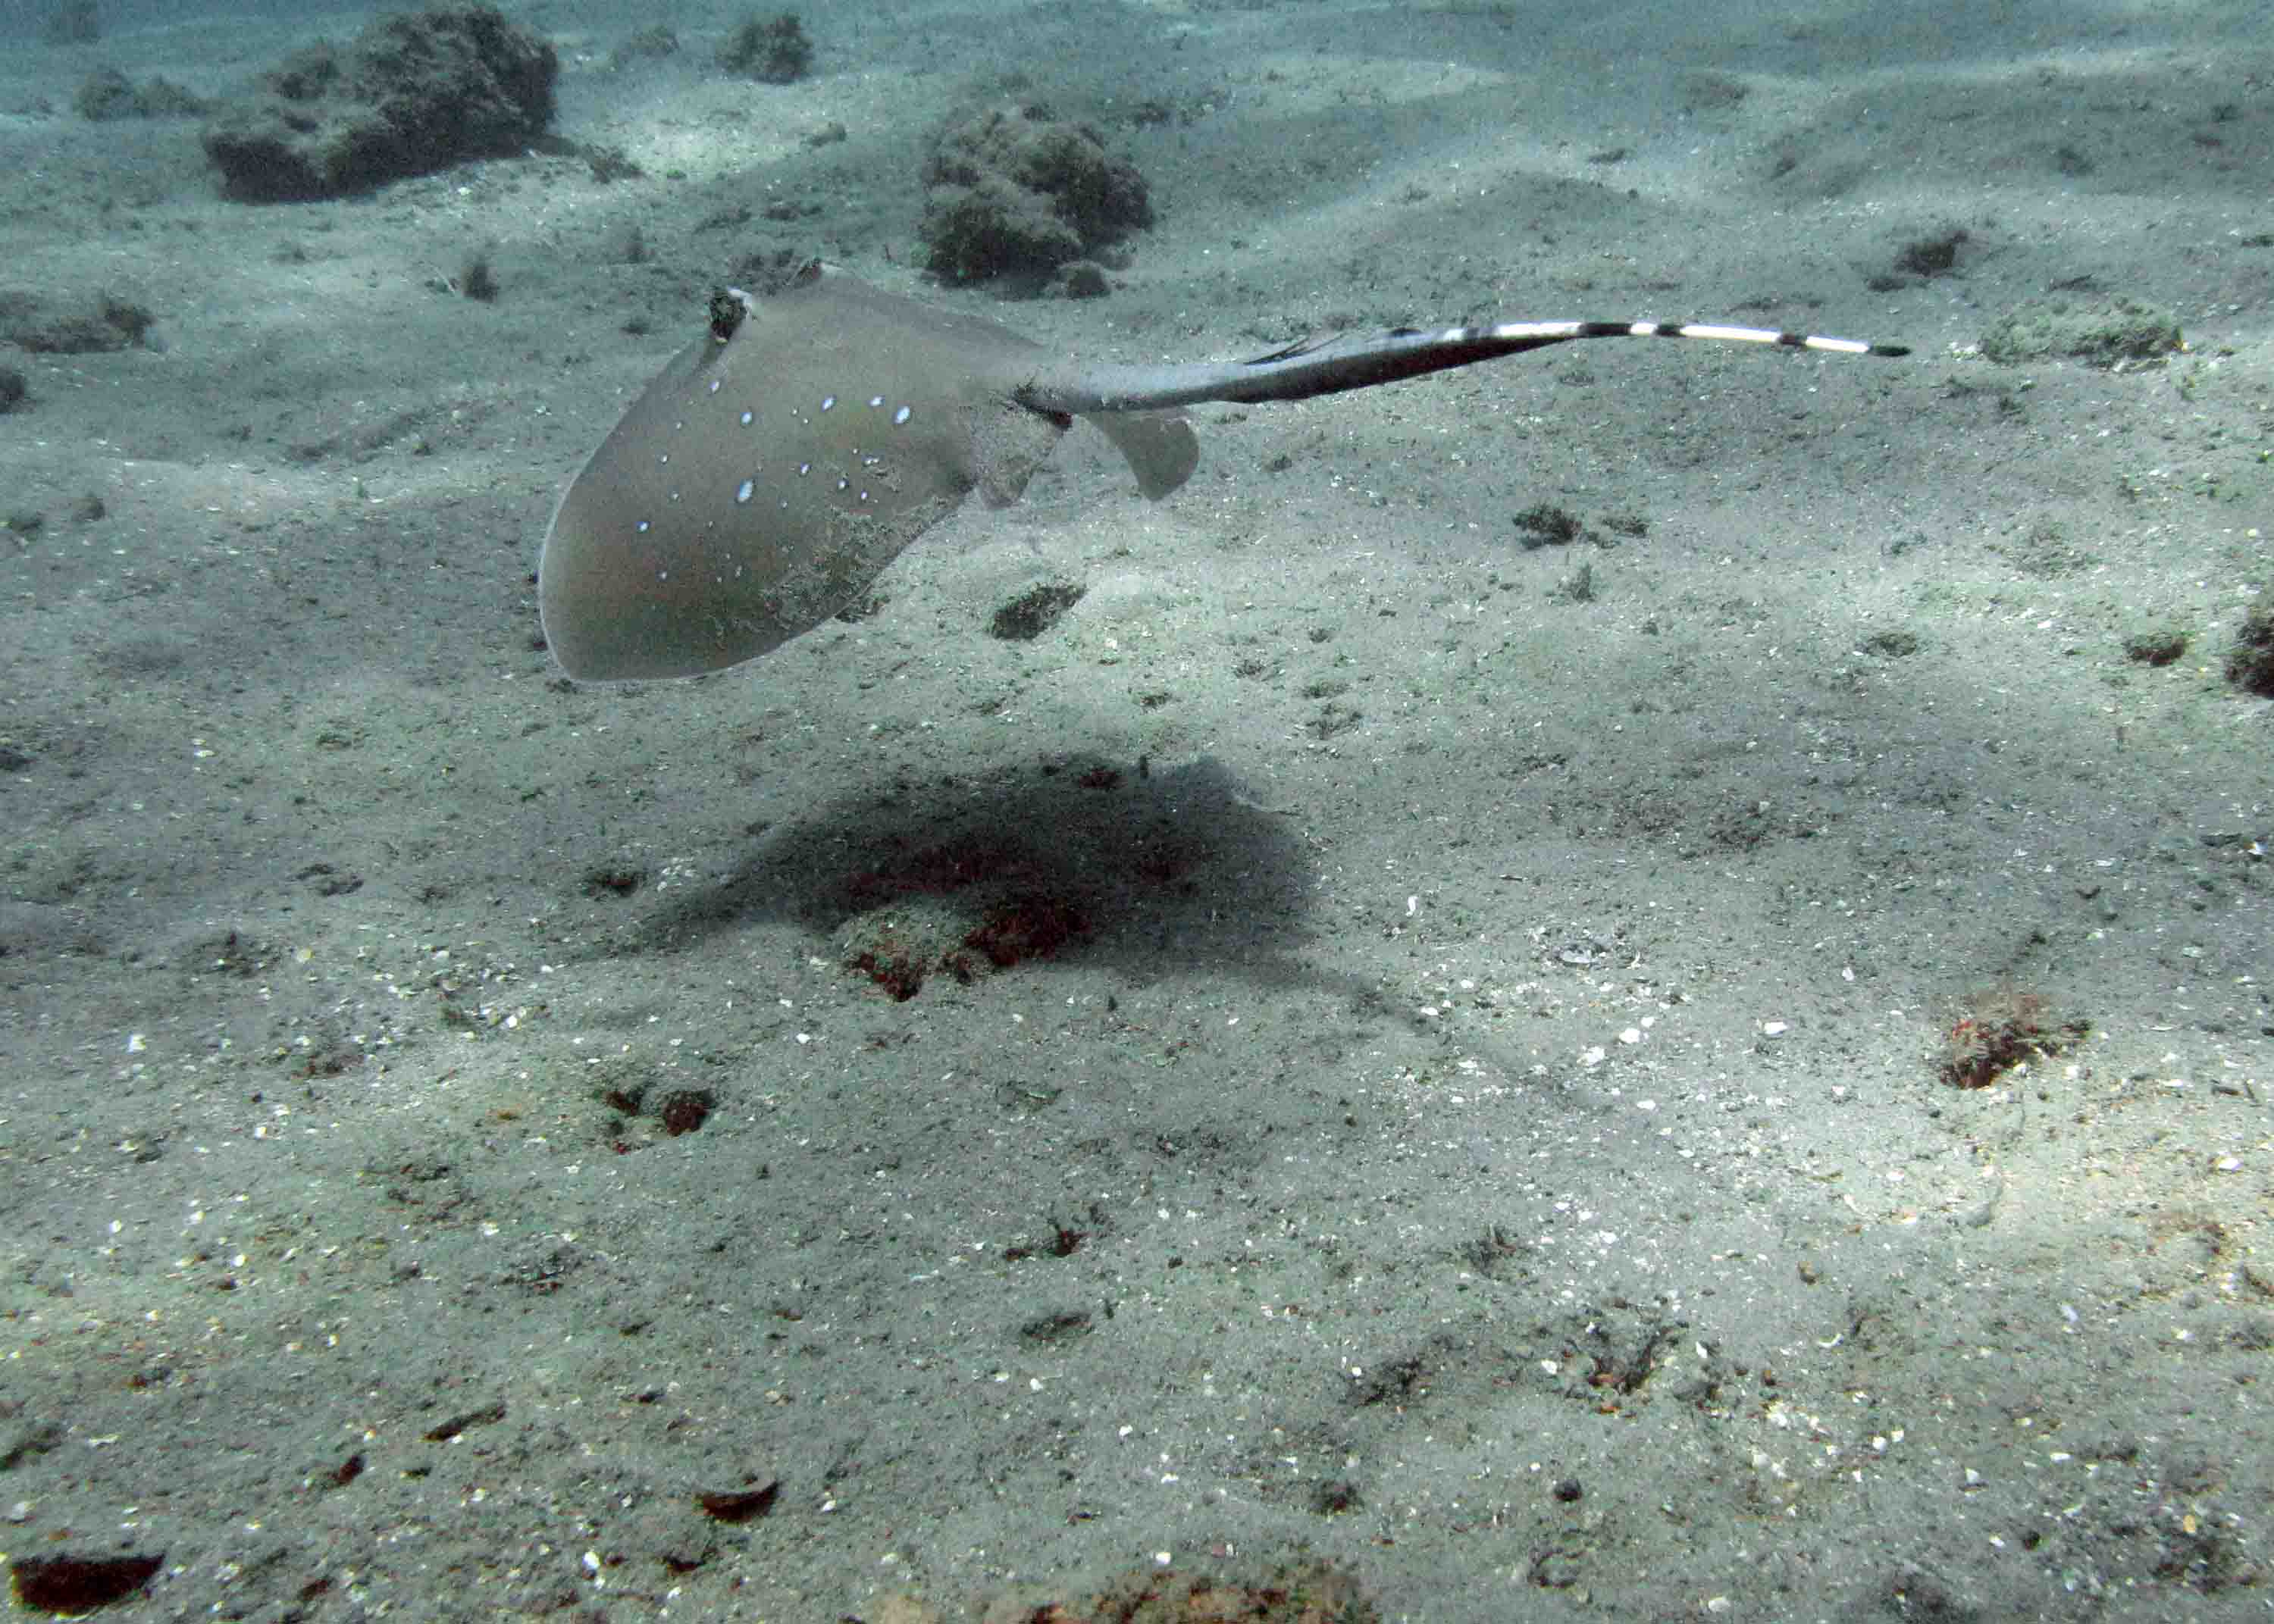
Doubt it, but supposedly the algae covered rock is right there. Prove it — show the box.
[202,4,556,202]
[0,289,152,352]
[75,67,208,120]
[919,103,1153,285]
[715,12,812,83]
[1979,294,2182,367]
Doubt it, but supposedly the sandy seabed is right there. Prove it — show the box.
[2,2,2271,1619]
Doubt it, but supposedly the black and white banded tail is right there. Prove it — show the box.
[1022,315,1909,416]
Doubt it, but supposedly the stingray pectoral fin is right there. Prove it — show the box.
[1085,408,1199,501]
[540,468,959,681]
[538,278,1010,682]
[966,397,1075,508]
[536,361,971,681]
[533,346,916,684]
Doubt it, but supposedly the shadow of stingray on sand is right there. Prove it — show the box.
[625,755,1351,1003]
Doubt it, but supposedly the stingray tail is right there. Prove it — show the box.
[1022,318,1909,415]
